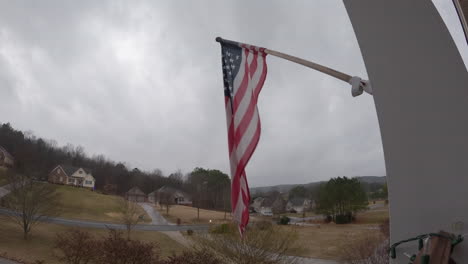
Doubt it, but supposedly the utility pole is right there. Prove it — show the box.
[197,181,208,221]
[223,184,227,220]
[197,184,200,220]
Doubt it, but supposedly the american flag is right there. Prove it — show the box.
[220,41,268,235]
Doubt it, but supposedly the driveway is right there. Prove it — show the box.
[138,202,193,247]
[138,203,172,225]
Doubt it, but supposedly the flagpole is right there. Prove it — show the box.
[216,37,372,96]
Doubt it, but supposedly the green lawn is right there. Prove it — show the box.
[55,185,151,223]
[0,216,184,263]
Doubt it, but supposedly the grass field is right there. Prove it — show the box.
[354,209,389,224]
[158,205,232,224]
[54,185,151,223]
[0,216,184,263]
[281,224,384,260]
[285,205,389,259]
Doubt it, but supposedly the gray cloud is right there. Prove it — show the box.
[0,0,466,187]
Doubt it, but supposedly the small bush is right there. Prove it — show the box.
[186,229,194,236]
[196,223,300,264]
[277,216,290,225]
[95,229,160,264]
[54,229,160,264]
[54,229,97,264]
[342,234,389,264]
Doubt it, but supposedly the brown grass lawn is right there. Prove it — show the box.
[0,216,184,263]
[55,185,151,223]
[158,205,232,224]
[355,208,389,224]
[280,206,389,260]
[281,224,384,260]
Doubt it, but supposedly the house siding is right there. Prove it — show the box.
[126,187,146,202]
[48,167,68,184]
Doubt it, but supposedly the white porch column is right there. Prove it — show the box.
[343,0,468,262]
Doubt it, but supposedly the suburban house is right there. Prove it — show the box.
[48,165,95,189]
[286,198,315,214]
[0,146,14,168]
[250,197,264,213]
[125,187,146,202]
[250,195,286,216]
[148,186,192,205]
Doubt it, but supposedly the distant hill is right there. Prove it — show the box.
[250,176,386,195]
[356,176,387,184]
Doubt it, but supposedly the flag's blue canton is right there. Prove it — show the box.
[221,43,243,101]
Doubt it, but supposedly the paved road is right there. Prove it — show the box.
[0,208,209,232]
[0,258,19,264]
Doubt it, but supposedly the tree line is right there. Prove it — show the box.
[0,123,231,211]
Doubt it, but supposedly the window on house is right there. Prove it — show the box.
[69,178,74,183]
[79,170,82,174]
[85,180,93,185]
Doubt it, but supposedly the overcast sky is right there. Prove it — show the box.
[0,1,466,187]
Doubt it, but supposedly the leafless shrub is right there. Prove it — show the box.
[195,223,300,264]
[341,233,389,264]
[54,229,160,264]
[94,229,160,264]
[54,229,97,264]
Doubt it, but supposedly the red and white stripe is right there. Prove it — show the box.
[224,44,268,235]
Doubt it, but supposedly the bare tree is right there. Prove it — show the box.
[117,198,142,240]
[4,173,60,239]
[159,192,174,215]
